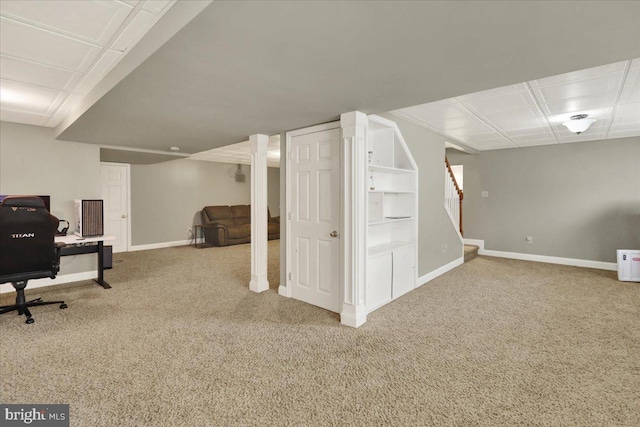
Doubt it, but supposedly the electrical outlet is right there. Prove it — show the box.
[526,236,533,243]
[481,191,489,198]
[442,243,447,253]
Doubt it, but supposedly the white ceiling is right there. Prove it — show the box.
[52,1,640,154]
[0,0,175,127]
[189,136,282,168]
[393,58,640,151]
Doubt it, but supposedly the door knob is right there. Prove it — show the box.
[121,215,126,218]
[330,231,338,238]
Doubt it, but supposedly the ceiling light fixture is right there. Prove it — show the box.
[562,114,596,135]
[169,146,180,151]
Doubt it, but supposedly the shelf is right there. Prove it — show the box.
[368,217,414,226]
[368,165,415,174]
[368,241,414,257]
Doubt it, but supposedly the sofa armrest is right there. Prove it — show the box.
[202,222,229,246]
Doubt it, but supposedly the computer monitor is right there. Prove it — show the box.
[0,195,51,212]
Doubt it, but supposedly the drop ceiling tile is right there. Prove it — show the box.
[462,90,536,116]
[529,61,628,87]
[0,79,65,115]
[400,102,467,127]
[483,107,548,132]
[111,10,157,52]
[0,17,102,71]
[541,95,617,116]
[442,116,494,135]
[610,118,640,131]
[0,107,48,126]
[509,133,555,144]
[619,68,640,104]
[0,0,133,46]
[614,103,640,121]
[532,72,624,104]
[0,54,81,91]
[502,128,554,138]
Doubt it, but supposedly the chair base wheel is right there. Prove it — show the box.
[60,303,67,309]
[26,317,34,324]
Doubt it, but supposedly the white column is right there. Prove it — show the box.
[339,111,368,327]
[249,134,269,293]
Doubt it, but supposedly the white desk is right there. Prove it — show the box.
[55,234,115,289]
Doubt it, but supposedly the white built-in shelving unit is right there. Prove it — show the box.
[366,115,418,313]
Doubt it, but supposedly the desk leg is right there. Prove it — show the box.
[94,240,112,289]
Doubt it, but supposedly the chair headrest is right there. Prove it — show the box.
[0,196,46,209]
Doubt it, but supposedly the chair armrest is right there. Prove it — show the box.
[53,242,65,275]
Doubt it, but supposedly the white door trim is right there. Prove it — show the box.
[280,121,341,300]
[100,162,131,252]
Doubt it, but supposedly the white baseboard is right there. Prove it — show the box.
[128,239,191,252]
[463,238,616,271]
[481,249,617,271]
[418,256,464,286]
[0,271,97,294]
[463,238,485,251]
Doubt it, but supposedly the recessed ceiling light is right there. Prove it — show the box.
[562,114,596,135]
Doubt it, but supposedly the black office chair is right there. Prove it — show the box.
[0,196,67,324]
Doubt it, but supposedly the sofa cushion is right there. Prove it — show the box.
[231,205,251,225]
[227,224,251,239]
[204,206,232,222]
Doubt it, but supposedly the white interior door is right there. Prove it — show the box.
[100,163,129,253]
[290,128,341,312]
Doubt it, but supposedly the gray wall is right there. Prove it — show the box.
[448,137,640,263]
[268,166,280,217]
[129,161,280,246]
[0,121,100,274]
[379,113,463,276]
[130,160,251,245]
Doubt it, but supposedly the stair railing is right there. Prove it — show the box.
[444,157,463,236]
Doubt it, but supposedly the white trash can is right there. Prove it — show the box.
[617,250,640,282]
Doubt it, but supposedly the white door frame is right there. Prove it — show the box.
[100,162,131,252]
[280,121,342,304]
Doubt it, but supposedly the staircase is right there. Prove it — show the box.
[444,157,463,237]
[464,245,479,262]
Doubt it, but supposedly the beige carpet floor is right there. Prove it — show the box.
[1,241,639,426]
